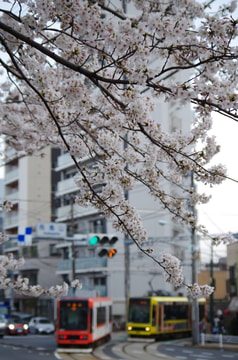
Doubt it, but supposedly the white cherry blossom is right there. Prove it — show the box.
[0,0,237,298]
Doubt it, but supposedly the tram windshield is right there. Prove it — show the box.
[128,298,150,323]
[59,300,88,330]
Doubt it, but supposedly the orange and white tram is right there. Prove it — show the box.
[56,297,112,347]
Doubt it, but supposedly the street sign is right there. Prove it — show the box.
[36,222,66,238]
[18,227,32,246]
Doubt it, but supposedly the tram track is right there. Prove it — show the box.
[122,340,176,360]
[56,338,177,360]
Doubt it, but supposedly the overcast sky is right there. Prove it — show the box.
[198,113,238,263]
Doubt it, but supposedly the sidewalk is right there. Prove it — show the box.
[176,339,238,352]
[113,331,238,352]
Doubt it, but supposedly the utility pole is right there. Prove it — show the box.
[69,196,76,294]
[122,0,130,321]
[190,172,200,345]
[209,242,214,329]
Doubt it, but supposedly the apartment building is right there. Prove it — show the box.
[3,146,61,235]
[2,146,62,317]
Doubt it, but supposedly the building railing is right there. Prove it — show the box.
[3,238,18,250]
[3,212,18,228]
[4,191,19,201]
[56,177,78,195]
[55,153,74,169]
[57,257,107,272]
[4,168,19,183]
[56,204,98,221]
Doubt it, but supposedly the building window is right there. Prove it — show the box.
[20,269,38,285]
[94,277,106,286]
[22,246,38,258]
[89,219,106,233]
[62,247,69,259]
[49,244,60,257]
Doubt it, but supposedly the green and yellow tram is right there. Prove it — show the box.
[127,296,206,339]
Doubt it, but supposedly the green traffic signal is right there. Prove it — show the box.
[89,235,100,245]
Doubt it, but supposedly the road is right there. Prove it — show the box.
[0,334,238,360]
[0,333,57,352]
[156,341,238,360]
[0,341,57,360]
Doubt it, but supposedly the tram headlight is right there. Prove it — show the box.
[145,326,150,332]
[127,326,132,331]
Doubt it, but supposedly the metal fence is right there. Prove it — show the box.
[201,333,238,349]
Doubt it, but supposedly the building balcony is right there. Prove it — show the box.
[56,203,98,222]
[79,285,107,297]
[55,153,74,171]
[57,257,108,275]
[55,152,90,172]
[4,190,19,202]
[55,177,78,196]
[4,168,19,184]
[3,212,18,229]
[3,238,19,253]
[5,148,18,161]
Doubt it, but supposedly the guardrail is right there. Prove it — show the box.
[201,333,238,349]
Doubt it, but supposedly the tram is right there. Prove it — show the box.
[127,296,206,339]
[56,297,112,347]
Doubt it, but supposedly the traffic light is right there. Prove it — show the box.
[98,248,117,258]
[88,234,118,246]
[88,234,118,258]
[108,249,117,258]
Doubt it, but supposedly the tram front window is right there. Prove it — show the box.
[59,300,88,330]
[128,298,150,323]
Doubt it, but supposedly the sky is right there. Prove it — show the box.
[195,0,238,263]
[198,113,238,263]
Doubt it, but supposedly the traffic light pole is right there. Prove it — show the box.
[210,242,214,329]
[122,0,130,317]
[124,237,130,306]
[190,172,200,345]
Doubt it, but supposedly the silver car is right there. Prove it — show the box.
[28,317,55,334]
[0,314,7,338]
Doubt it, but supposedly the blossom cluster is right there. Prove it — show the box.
[0,253,81,298]
[187,283,214,298]
[2,200,13,212]
[159,253,185,288]
[0,0,237,297]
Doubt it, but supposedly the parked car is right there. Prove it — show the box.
[28,317,55,334]
[10,312,33,324]
[0,314,7,338]
[7,318,29,335]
